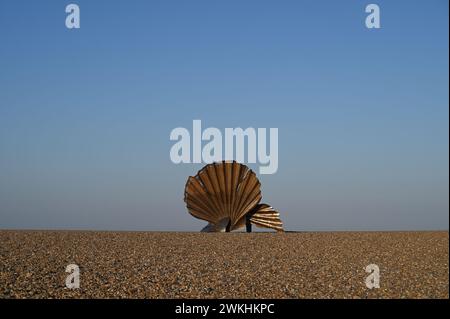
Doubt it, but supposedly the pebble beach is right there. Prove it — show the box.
[0,231,448,299]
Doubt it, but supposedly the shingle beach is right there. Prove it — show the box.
[0,231,448,298]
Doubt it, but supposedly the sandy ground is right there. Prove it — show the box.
[0,231,448,299]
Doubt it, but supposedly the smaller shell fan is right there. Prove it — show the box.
[247,204,284,232]
[184,161,284,232]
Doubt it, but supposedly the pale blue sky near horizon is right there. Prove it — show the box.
[0,0,448,231]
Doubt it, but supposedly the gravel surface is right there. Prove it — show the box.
[0,231,448,299]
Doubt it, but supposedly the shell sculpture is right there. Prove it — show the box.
[184,161,284,232]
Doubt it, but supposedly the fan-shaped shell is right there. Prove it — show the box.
[184,161,284,232]
[247,204,284,232]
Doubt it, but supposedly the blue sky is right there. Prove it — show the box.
[0,0,448,231]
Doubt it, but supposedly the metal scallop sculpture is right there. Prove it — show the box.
[184,161,284,232]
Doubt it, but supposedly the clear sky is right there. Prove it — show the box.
[0,0,448,231]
